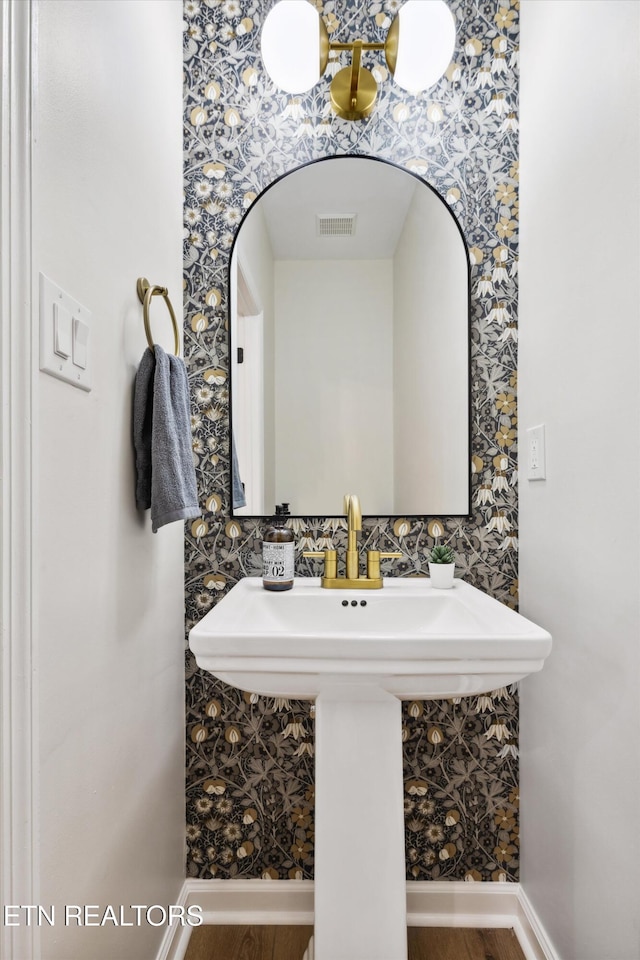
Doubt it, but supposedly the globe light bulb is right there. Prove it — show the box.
[261,1,324,94]
[391,0,456,93]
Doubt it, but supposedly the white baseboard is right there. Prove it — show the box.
[157,879,560,960]
[154,881,192,960]
[515,886,560,960]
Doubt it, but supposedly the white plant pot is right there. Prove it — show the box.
[428,562,455,588]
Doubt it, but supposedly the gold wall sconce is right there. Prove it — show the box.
[260,0,456,122]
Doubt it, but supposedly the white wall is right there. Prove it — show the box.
[33,3,185,958]
[519,4,640,959]
[393,187,468,515]
[274,259,394,515]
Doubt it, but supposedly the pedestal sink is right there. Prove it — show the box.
[189,577,551,960]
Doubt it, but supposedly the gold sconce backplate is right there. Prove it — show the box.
[331,66,378,121]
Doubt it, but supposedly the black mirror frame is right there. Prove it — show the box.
[228,154,473,521]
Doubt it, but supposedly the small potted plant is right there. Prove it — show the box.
[428,544,456,588]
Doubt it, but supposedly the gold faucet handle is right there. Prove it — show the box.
[366,550,403,580]
[303,549,337,580]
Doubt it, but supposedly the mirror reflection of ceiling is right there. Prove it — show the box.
[261,158,419,260]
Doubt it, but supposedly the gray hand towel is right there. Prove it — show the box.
[133,345,200,532]
[132,347,155,511]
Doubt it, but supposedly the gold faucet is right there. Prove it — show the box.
[304,493,401,589]
[344,493,361,580]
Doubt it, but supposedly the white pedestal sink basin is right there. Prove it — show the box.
[189,577,551,960]
[190,576,551,699]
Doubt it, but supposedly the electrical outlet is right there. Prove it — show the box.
[527,424,546,480]
[530,437,539,470]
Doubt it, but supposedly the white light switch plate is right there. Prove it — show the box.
[40,273,92,391]
[526,424,546,480]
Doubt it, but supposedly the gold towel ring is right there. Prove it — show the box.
[136,277,180,356]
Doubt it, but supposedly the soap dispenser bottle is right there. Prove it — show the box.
[262,505,294,591]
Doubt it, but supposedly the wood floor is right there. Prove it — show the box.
[184,925,526,960]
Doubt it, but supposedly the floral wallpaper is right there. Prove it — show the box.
[183,0,520,882]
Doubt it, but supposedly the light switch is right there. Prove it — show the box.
[72,317,89,369]
[53,303,72,358]
[39,274,92,391]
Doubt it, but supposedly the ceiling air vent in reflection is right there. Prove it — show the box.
[316,213,357,237]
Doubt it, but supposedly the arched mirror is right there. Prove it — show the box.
[229,155,471,518]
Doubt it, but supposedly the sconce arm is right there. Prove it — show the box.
[328,41,386,53]
[349,41,363,110]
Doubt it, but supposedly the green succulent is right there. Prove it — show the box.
[429,545,455,565]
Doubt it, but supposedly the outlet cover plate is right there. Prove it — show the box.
[526,424,546,480]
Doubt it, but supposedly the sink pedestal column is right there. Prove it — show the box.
[309,685,407,960]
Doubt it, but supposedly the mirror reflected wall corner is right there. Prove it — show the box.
[229,156,472,519]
